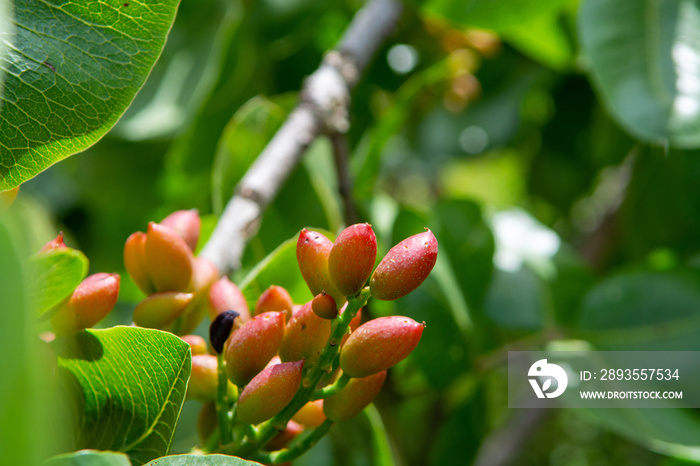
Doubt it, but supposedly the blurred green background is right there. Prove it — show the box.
[5,0,700,464]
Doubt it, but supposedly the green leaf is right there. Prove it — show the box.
[53,327,191,466]
[211,95,294,215]
[501,10,573,71]
[363,404,396,466]
[114,0,243,141]
[579,0,700,147]
[0,212,58,464]
[0,0,14,106]
[143,454,262,465]
[422,0,571,31]
[0,0,181,190]
[577,270,700,350]
[581,408,700,462]
[483,266,543,330]
[44,450,132,466]
[30,248,89,319]
[239,235,314,309]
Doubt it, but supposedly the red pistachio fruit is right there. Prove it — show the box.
[264,420,304,451]
[236,360,304,425]
[40,232,68,252]
[145,222,194,292]
[296,229,345,306]
[124,231,155,295]
[225,311,286,386]
[370,230,438,301]
[209,276,251,322]
[161,209,201,252]
[254,285,293,321]
[328,223,377,297]
[312,291,338,320]
[186,354,218,401]
[132,291,194,330]
[340,316,424,378]
[50,273,121,335]
[323,370,387,421]
[279,301,331,365]
[187,354,236,402]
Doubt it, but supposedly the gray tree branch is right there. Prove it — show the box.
[201,0,403,275]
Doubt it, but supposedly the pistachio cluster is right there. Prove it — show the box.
[180,223,437,461]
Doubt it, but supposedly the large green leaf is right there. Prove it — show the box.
[579,0,700,147]
[577,269,700,350]
[44,450,132,466]
[30,248,89,319]
[0,0,181,190]
[143,454,261,465]
[0,0,14,105]
[53,327,191,466]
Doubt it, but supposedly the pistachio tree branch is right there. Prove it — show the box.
[201,0,403,275]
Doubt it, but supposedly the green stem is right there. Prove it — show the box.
[216,352,233,445]
[225,288,371,457]
[313,372,350,399]
[260,419,334,464]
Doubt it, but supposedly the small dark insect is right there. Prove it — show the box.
[210,310,239,354]
[123,2,129,6]
[42,61,55,72]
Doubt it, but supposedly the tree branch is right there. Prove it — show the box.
[201,0,403,275]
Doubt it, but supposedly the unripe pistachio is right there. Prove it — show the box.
[181,334,208,355]
[177,257,220,335]
[209,276,251,322]
[312,292,337,319]
[40,232,68,252]
[50,273,121,335]
[39,331,56,343]
[197,402,217,444]
[189,257,220,293]
[187,354,218,401]
[236,360,304,425]
[161,209,201,251]
[265,355,282,368]
[340,316,424,378]
[328,223,377,297]
[225,311,286,386]
[124,232,155,295]
[292,399,326,428]
[133,292,194,330]
[145,222,193,292]
[323,371,387,421]
[370,230,438,301]
[187,354,236,402]
[296,229,345,307]
[264,420,304,451]
[254,285,293,321]
[210,310,240,354]
[279,301,331,365]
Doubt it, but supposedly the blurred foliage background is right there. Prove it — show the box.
[5,0,700,464]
